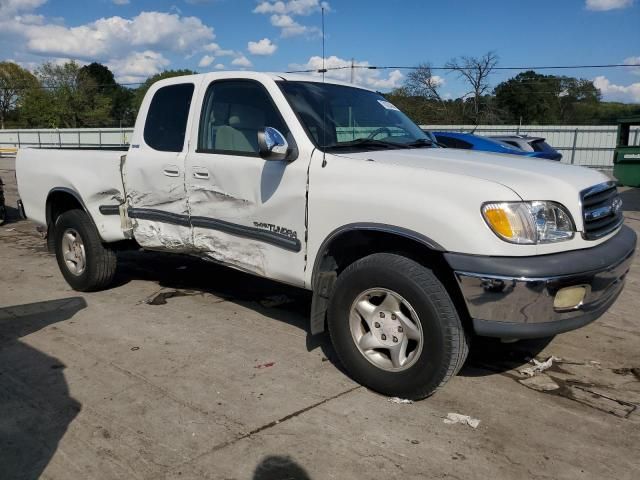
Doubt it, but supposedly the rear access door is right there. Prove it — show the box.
[124,80,200,251]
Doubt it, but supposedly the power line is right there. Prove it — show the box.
[286,63,637,74]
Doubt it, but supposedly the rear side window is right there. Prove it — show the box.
[144,83,194,152]
[530,140,555,152]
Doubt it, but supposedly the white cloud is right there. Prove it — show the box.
[585,0,634,10]
[13,13,44,24]
[593,75,640,102]
[254,1,327,38]
[0,0,46,18]
[202,42,235,56]
[112,0,130,5]
[231,55,252,68]
[288,56,404,91]
[107,50,170,83]
[247,37,277,55]
[214,63,225,70]
[198,54,215,67]
[10,11,214,60]
[270,13,319,37]
[253,0,330,15]
[624,55,640,75]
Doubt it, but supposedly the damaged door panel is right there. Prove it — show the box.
[123,81,198,251]
[184,78,309,285]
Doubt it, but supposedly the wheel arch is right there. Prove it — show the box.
[45,187,95,252]
[309,223,469,335]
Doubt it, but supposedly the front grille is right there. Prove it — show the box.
[580,181,624,240]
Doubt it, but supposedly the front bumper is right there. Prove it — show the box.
[445,225,637,339]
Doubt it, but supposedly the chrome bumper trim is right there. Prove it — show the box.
[452,242,634,329]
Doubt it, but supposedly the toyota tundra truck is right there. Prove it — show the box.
[16,72,636,399]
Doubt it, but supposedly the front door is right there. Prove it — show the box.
[124,81,197,251]
[185,79,309,285]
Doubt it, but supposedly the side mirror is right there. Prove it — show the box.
[258,127,290,161]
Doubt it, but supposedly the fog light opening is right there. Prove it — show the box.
[554,285,587,311]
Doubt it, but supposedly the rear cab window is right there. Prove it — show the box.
[144,83,195,152]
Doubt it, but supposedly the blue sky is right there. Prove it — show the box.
[1,0,639,101]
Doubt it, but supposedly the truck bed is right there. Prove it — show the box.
[16,147,128,242]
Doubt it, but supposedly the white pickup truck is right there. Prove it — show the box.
[16,72,636,399]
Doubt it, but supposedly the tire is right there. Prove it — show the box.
[327,253,469,399]
[0,205,5,225]
[54,209,117,291]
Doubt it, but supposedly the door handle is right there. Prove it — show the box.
[192,167,210,180]
[163,165,180,177]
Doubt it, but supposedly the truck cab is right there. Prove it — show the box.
[16,72,637,399]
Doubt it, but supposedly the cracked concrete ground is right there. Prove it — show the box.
[1,156,639,479]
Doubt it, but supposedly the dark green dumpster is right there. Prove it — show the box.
[613,116,640,187]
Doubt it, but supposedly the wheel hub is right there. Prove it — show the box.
[349,288,424,371]
[61,228,86,276]
[372,311,404,347]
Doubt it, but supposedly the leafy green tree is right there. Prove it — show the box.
[23,61,113,128]
[80,62,135,126]
[494,71,601,124]
[133,69,197,111]
[0,62,39,129]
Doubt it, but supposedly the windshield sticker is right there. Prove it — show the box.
[377,100,400,111]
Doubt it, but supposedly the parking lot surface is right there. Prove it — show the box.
[1,156,639,480]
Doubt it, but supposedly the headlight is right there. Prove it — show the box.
[482,201,575,244]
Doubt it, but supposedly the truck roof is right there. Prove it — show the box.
[152,71,376,91]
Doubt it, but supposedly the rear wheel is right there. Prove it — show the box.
[54,209,117,291]
[328,253,468,399]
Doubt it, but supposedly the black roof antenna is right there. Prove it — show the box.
[321,6,327,167]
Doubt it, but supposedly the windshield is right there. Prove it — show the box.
[278,81,432,151]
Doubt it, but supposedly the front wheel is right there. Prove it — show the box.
[54,209,117,291]
[328,253,469,399]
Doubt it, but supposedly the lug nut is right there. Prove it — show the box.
[398,326,403,333]
[392,336,398,343]
[374,322,381,328]
[379,312,385,318]
[391,314,397,320]
[381,334,387,341]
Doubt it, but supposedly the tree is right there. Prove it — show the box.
[79,62,116,90]
[494,71,601,124]
[401,63,453,122]
[0,62,39,129]
[21,61,113,128]
[133,69,197,111]
[446,51,499,124]
[80,62,136,126]
[404,63,444,102]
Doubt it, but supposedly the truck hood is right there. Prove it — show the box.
[336,147,608,201]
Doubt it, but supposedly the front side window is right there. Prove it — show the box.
[198,80,290,155]
[144,83,194,152]
[278,81,432,152]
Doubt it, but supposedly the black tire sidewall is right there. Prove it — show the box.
[328,254,459,398]
[54,210,100,291]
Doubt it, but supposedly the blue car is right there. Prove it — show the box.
[429,131,562,161]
